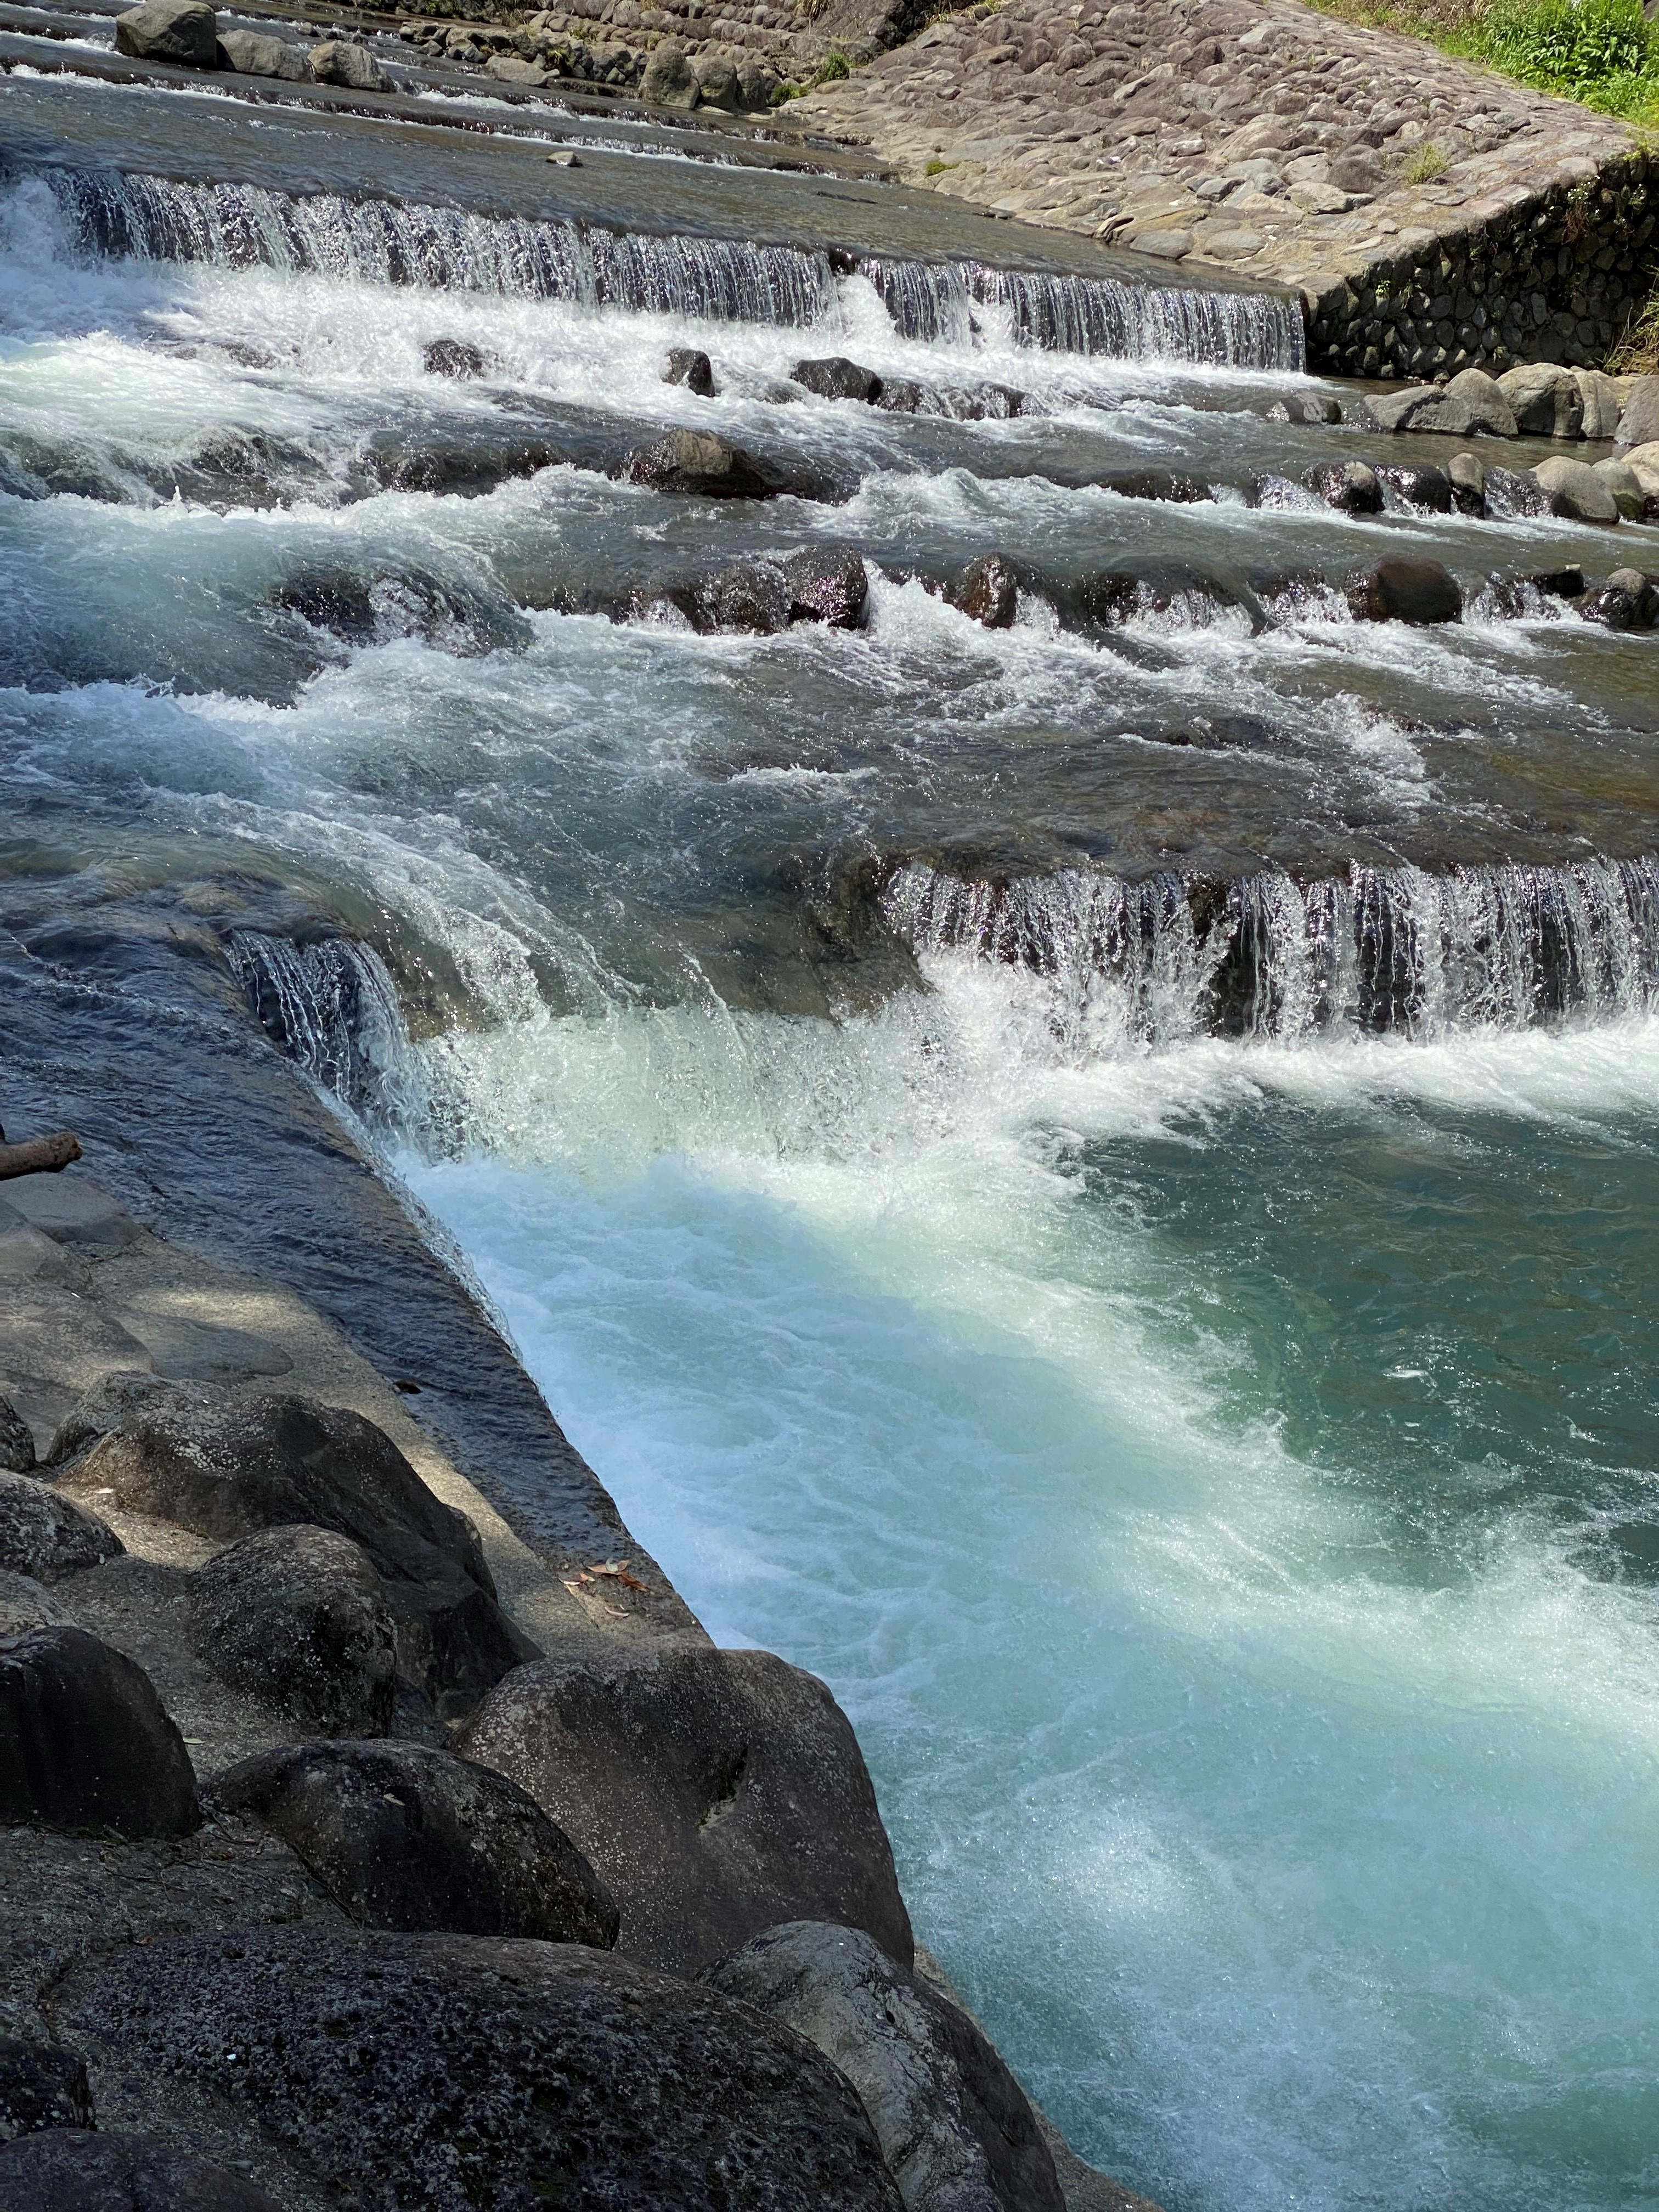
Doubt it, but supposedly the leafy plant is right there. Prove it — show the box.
[1399,138,1450,180]
[1480,0,1654,89]
[816,48,851,79]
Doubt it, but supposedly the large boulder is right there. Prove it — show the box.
[62,1929,906,2212]
[624,430,774,499]
[460,1637,913,1977]
[736,54,781,110]
[0,1571,65,1637]
[189,1525,397,1736]
[1614,375,1659,453]
[0,2038,94,2142]
[1378,462,1453,513]
[1574,368,1625,442]
[307,37,390,89]
[664,347,716,397]
[1497,363,1583,440]
[112,0,217,65]
[785,548,868,629]
[1577,568,1659,630]
[711,1922,1065,2212]
[0,1398,33,1476]
[0,1626,199,1838]
[58,1386,533,1714]
[1592,458,1647,520]
[950,555,1019,629]
[214,1739,619,1945]
[695,49,742,108]
[216,27,307,76]
[698,561,794,635]
[0,1471,121,1583]
[1366,380,1516,437]
[792,358,884,404]
[0,2132,283,2211]
[640,38,698,106]
[1346,557,1462,625]
[1532,455,1620,524]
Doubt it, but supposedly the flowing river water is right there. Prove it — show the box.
[2,98,1658,2212]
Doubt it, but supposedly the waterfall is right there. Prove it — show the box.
[883,856,1659,1049]
[856,252,1306,370]
[227,931,428,1128]
[36,162,1303,368]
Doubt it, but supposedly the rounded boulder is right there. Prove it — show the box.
[0,1626,199,1838]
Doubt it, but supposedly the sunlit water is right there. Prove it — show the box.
[2,154,1657,2212]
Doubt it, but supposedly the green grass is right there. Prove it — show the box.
[1313,0,1659,125]
[1398,138,1450,179]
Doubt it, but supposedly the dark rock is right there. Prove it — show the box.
[0,2039,94,2142]
[698,561,794,635]
[712,1921,1065,2212]
[307,36,389,89]
[950,554,1020,629]
[1309,458,1380,513]
[1328,147,1383,193]
[0,2131,283,2211]
[0,1400,33,1476]
[0,1471,122,1582]
[189,1525,397,1736]
[1577,569,1659,630]
[0,1572,64,1636]
[784,548,868,629]
[641,38,698,106]
[1347,557,1462,625]
[113,0,217,65]
[215,1737,619,1944]
[1068,570,1139,628]
[934,384,1024,422]
[1615,375,1659,452]
[64,1929,906,2212]
[0,1626,199,1838]
[1448,452,1486,516]
[422,338,486,380]
[736,54,780,109]
[44,1372,167,1466]
[874,380,927,414]
[1266,393,1342,425]
[1099,467,1207,503]
[364,437,574,499]
[460,1636,913,1977]
[1367,380,1517,437]
[664,347,716,397]
[624,429,774,499]
[1531,567,1585,598]
[694,50,741,108]
[792,357,884,404]
[1378,463,1453,513]
[58,1386,534,1717]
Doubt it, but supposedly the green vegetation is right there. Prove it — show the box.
[815,49,851,80]
[924,157,960,174]
[1398,137,1450,179]
[1610,287,1659,370]
[1316,0,1659,124]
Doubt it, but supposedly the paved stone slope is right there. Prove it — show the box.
[795,0,1659,376]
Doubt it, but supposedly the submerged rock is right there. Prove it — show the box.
[1577,569,1658,630]
[711,1920,1065,2212]
[624,430,774,499]
[1378,462,1453,514]
[190,1524,397,1736]
[698,561,794,635]
[1347,557,1462,625]
[0,1626,199,1839]
[460,1635,913,1976]
[0,2131,283,2211]
[792,357,884,403]
[64,1929,906,2211]
[950,554,1020,629]
[0,1471,122,1583]
[422,338,486,380]
[0,2039,94,2144]
[113,0,217,65]
[217,1737,619,1943]
[1448,452,1486,516]
[1266,393,1342,426]
[785,548,868,629]
[664,347,716,397]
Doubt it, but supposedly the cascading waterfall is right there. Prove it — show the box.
[33,162,1304,366]
[227,930,428,1130]
[883,855,1659,1049]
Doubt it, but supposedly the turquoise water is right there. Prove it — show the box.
[406,990,1659,2212]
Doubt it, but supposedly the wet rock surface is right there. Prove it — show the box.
[712,1920,1065,2212]
[0,1625,199,1839]
[62,1928,908,2212]
[1347,556,1463,624]
[213,1737,620,1944]
[461,1636,914,1976]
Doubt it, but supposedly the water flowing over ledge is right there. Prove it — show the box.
[883,856,1659,1048]
[36,163,1305,366]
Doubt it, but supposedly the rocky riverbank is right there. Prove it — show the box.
[0,1008,1154,2208]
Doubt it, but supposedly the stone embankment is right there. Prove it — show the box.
[795,0,1659,377]
[0,1142,1152,2210]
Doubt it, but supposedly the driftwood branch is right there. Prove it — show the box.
[0,1132,82,1181]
